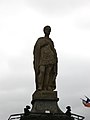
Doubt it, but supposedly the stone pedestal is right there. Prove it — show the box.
[20,90,73,120]
[31,91,63,114]
[21,113,74,120]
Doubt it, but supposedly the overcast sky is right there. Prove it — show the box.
[0,0,90,120]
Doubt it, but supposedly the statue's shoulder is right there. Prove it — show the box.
[35,37,44,44]
[49,38,53,42]
[37,37,44,41]
[48,38,54,45]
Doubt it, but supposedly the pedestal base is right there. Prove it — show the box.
[31,91,63,114]
[20,91,73,120]
[21,113,73,120]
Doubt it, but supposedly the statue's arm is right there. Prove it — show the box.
[33,40,40,74]
[50,39,58,75]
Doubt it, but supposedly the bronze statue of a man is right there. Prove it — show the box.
[33,26,58,91]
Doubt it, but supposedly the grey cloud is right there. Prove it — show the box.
[8,56,32,73]
[0,74,33,91]
[26,0,90,16]
[73,7,90,30]
[76,20,90,30]
[56,57,90,119]
[0,55,34,91]
[60,58,90,95]
[0,75,33,120]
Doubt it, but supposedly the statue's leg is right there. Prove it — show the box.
[49,74,56,90]
[37,66,45,90]
[48,65,56,90]
[44,65,52,90]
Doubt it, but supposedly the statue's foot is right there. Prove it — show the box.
[43,88,47,91]
[37,87,42,90]
[48,87,52,91]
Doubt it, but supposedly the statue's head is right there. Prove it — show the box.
[43,26,51,36]
[66,106,71,111]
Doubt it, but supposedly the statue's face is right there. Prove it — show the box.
[44,26,51,35]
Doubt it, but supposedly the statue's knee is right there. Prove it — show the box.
[39,66,45,73]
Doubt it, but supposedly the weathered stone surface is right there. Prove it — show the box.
[31,91,63,114]
[33,26,58,91]
[32,90,58,100]
[21,113,73,120]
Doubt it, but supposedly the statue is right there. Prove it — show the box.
[65,106,71,117]
[33,26,58,91]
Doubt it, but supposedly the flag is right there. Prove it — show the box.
[81,96,90,107]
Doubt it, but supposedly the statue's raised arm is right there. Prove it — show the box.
[33,26,58,91]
